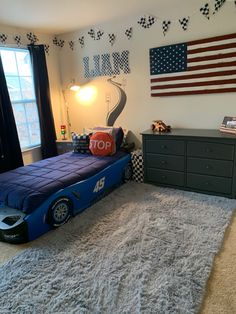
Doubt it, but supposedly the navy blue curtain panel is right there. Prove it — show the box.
[28,44,58,159]
[0,55,23,173]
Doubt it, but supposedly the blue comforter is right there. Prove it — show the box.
[0,151,126,214]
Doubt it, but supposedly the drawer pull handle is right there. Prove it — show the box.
[161,145,167,149]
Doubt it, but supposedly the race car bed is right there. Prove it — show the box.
[0,150,131,243]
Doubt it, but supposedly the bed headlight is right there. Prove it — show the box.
[2,216,22,226]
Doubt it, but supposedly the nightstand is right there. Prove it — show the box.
[56,139,73,154]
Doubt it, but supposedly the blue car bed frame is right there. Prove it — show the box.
[0,153,131,244]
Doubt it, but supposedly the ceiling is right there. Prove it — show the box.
[0,0,198,34]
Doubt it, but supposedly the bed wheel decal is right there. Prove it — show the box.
[47,197,72,227]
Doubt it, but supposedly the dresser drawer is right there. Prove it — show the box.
[146,168,184,186]
[187,157,233,177]
[187,174,232,195]
[146,154,184,171]
[187,141,234,160]
[146,139,184,155]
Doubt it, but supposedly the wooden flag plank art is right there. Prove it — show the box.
[149,33,236,96]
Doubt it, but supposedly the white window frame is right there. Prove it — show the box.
[0,46,41,151]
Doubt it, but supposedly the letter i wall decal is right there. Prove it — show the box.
[83,50,130,78]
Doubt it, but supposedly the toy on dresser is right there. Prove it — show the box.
[151,120,171,132]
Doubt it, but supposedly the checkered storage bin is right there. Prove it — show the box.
[131,149,144,183]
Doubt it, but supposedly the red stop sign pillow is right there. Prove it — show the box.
[89,132,115,156]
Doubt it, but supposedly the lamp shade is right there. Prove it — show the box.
[70,84,80,91]
[68,79,80,91]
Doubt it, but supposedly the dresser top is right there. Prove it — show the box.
[141,128,236,140]
[56,139,72,143]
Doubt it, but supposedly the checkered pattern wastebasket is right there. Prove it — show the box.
[131,149,144,183]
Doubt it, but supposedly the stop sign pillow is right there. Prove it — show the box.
[89,132,116,156]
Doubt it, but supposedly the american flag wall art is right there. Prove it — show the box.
[150,33,236,97]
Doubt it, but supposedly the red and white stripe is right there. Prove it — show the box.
[151,33,236,97]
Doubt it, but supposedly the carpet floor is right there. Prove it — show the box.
[0,182,235,314]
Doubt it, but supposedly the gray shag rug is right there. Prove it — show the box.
[0,182,235,314]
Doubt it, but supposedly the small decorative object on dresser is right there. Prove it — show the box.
[151,120,171,132]
[60,125,67,140]
[220,116,236,135]
[142,128,236,198]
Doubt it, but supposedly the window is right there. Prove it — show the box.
[0,47,41,150]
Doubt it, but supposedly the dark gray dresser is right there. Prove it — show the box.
[142,129,236,198]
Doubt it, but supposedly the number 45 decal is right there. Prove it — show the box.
[93,177,105,193]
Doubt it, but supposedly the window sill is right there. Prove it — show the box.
[22,145,41,153]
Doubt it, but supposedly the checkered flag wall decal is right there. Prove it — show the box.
[26,32,38,44]
[88,29,104,40]
[78,36,84,48]
[179,17,190,31]
[68,41,74,50]
[147,15,157,28]
[108,33,116,46]
[137,17,146,28]
[137,15,156,29]
[88,29,95,40]
[13,35,22,46]
[200,3,210,19]
[213,0,226,13]
[44,44,50,55]
[53,37,58,46]
[58,39,65,48]
[125,27,133,40]
[52,37,65,48]
[162,20,171,36]
[0,33,7,44]
[96,30,104,40]
[1,3,229,54]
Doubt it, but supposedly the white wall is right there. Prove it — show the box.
[57,1,236,147]
[0,24,63,164]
